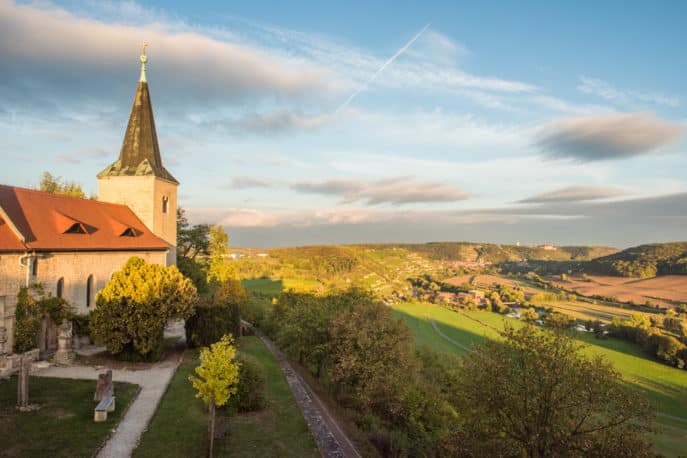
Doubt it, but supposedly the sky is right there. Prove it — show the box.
[1,0,686,248]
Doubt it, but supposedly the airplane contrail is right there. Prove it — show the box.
[335,23,431,114]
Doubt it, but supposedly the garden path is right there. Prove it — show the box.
[244,321,361,458]
[33,322,185,458]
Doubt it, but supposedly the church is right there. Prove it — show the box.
[0,47,177,356]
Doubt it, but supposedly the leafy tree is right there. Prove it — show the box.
[38,171,87,198]
[521,307,538,322]
[177,208,211,260]
[544,311,574,329]
[189,335,240,457]
[207,225,236,283]
[329,301,417,416]
[90,257,197,360]
[454,325,654,457]
[185,279,247,347]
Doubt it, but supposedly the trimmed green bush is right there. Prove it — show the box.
[90,257,197,361]
[185,303,238,348]
[231,354,266,412]
[185,279,246,348]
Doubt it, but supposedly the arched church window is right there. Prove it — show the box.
[56,278,64,299]
[86,275,94,307]
[32,258,38,277]
[162,196,169,214]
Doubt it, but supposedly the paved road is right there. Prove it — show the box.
[244,321,361,458]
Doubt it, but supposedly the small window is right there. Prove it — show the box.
[32,258,38,277]
[64,223,87,234]
[86,275,94,307]
[120,227,139,237]
[56,278,64,299]
[162,196,169,214]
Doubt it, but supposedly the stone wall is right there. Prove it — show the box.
[0,250,167,352]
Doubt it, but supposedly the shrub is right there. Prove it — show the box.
[185,279,246,347]
[14,285,72,353]
[71,313,92,339]
[90,257,197,361]
[186,303,237,348]
[230,354,266,412]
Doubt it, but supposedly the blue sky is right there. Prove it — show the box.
[1,0,685,247]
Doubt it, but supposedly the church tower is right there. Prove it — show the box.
[98,44,178,265]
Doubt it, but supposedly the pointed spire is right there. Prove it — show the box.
[98,44,178,184]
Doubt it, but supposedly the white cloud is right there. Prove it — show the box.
[516,185,625,203]
[578,76,680,108]
[0,0,341,101]
[291,176,471,205]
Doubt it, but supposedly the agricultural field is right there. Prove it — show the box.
[555,274,687,308]
[446,272,648,323]
[391,302,687,457]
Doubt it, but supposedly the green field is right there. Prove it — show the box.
[135,336,318,457]
[0,376,137,457]
[392,302,687,456]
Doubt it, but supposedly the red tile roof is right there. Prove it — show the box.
[0,184,169,252]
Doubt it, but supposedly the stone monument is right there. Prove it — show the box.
[94,369,114,402]
[53,320,75,365]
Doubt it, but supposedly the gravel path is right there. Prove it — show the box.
[244,321,361,458]
[32,324,185,458]
[426,315,472,352]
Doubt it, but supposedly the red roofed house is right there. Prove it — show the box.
[0,48,177,358]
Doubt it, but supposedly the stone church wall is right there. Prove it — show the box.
[0,250,167,353]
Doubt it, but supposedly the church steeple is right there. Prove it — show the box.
[97,43,179,266]
[98,43,177,184]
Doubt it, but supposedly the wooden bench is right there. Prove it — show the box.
[94,395,115,422]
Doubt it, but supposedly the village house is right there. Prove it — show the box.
[0,47,177,360]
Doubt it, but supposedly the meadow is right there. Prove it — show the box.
[135,336,318,458]
[392,302,687,456]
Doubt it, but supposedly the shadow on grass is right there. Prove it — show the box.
[392,308,489,356]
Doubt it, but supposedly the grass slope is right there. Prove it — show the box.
[392,302,687,456]
[0,376,137,457]
[134,336,318,458]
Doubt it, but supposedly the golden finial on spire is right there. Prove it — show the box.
[139,41,148,83]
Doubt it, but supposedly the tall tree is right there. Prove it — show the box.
[177,208,211,260]
[455,325,654,457]
[38,171,87,198]
[329,301,417,416]
[207,225,235,283]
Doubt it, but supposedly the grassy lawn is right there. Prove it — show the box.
[392,302,687,457]
[241,278,283,296]
[0,376,137,457]
[135,336,318,458]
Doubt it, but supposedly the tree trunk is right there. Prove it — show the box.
[208,399,215,458]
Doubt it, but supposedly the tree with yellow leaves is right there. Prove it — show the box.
[189,334,240,457]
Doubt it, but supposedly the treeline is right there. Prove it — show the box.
[610,312,687,369]
[259,289,465,455]
[591,242,687,277]
[270,246,359,276]
[362,242,616,263]
[245,288,653,457]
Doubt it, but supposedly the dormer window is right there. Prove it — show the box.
[162,196,169,214]
[120,227,139,237]
[64,222,87,234]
